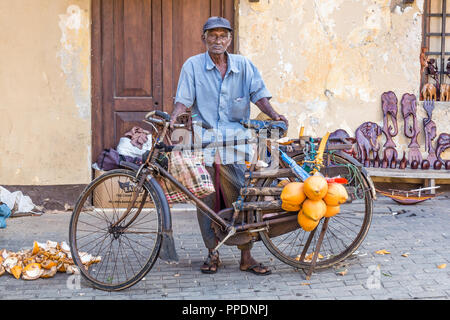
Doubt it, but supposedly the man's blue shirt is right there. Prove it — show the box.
[174,51,271,165]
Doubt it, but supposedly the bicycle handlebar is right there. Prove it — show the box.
[144,110,186,129]
[144,110,212,130]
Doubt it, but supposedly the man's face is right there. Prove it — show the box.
[203,28,232,55]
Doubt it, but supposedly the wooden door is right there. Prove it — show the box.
[92,0,235,163]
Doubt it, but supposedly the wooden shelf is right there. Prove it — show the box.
[366,167,450,179]
[366,167,450,194]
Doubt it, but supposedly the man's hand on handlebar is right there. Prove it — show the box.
[169,103,188,129]
[254,97,289,129]
[272,113,289,129]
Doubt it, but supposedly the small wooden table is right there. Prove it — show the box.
[366,167,450,194]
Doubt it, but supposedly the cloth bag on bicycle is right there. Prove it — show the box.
[159,150,215,204]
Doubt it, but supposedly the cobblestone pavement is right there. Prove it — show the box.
[0,193,449,300]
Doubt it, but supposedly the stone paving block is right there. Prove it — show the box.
[334,294,363,300]
[409,290,448,299]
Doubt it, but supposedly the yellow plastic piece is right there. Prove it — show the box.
[299,126,305,138]
[314,131,330,168]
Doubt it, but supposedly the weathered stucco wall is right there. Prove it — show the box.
[0,0,91,185]
[239,0,449,160]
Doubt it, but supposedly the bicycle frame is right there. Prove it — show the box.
[114,111,374,255]
[113,120,301,252]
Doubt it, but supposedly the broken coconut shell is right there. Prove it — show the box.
[60,242,70,254]
[10,265,23,280]
[41,260,58,270]
[1,249,8,259]
[3,256,19,271]
[40,266,57,278]
[22,263,43,280]
[31,241,40,255]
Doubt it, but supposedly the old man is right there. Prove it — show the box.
[170,16,288,275]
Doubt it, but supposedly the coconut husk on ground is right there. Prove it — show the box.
[0,240,100,280]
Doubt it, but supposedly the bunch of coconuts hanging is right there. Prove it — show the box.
[280,174,349,232]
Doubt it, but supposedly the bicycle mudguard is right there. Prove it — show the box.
[119,161,140,171]
[147,177,179,264]
[119,161,180,263]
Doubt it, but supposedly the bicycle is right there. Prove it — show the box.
[69,110,375,291]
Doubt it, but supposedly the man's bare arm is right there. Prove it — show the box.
[254,97,289,128]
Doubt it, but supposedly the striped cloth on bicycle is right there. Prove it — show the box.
[158,150,215,203]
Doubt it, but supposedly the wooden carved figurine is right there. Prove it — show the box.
[401,93,422,165]
[446,57,450,80]
[422,83,437,101]
[381,91,399,168]
[420,47,428,74]
[440,83,450,101]
[422,100,438,165]
[436,133,450,165]
[328,129,357,159]
[355,122,382,167]
[426,58,440,91]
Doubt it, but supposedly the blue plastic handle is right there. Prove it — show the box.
[279,149,310,181]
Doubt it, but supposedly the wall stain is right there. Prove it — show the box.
[57,4,90,120]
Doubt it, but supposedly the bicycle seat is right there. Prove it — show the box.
[240,119,287,137]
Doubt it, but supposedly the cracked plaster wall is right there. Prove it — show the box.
[239,0,449,160]
[0,0,91,185]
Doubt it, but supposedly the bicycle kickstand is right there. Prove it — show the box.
[212,226,236,253]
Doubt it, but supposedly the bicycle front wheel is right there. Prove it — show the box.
[69,169,164,291]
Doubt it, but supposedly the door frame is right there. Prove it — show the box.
[91,0,103,166]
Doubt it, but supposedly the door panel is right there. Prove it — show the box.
[99,0,162,153]
[115,112,153,143]
[114,0,153,97]
[92,0,235,163]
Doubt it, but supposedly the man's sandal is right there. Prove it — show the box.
[240,263,272,276]
[200,251,221,274]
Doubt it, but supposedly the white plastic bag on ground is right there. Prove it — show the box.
[116,134,152,158]
[0,186,36,213]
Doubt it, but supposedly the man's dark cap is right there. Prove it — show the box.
[203,16,233,33]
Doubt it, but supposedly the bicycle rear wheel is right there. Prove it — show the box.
[256,152,373,269]
[69,169,164,291]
